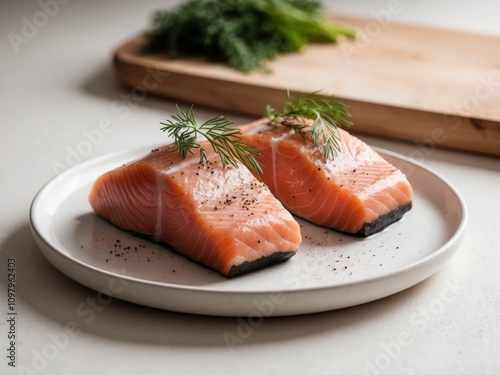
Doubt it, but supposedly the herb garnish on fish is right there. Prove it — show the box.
[264,91,352,161]
[161,92,352,176]
[160,105,263,177]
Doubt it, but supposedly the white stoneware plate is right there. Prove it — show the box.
[30,146,467,317]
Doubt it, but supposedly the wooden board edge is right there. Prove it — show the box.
[112,38,500,158]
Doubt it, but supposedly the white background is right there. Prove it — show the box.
[1,1,500,374]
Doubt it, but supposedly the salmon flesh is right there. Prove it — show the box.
[240,120,413,236]
[89,143,302,277]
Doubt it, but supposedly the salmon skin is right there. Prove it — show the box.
[240,120,413,236]
[89,143,302,277]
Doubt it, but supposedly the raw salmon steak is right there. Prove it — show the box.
[241,120,413,236]
[89,143,301,277]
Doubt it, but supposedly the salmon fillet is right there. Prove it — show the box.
[89,143,302,277]
[240,120,413,236]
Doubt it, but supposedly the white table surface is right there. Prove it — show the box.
[2,1,500,374]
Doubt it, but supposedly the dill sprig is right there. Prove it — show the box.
[264,91,352,161]
[160,105,263,177]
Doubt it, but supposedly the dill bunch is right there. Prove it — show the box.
[144,0,356,72]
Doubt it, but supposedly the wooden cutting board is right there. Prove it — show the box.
[113,16,500,157]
